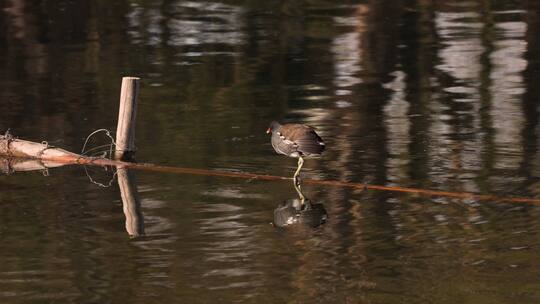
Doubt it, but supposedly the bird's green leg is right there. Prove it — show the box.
[293,157,306,204]
[293,156,304,187]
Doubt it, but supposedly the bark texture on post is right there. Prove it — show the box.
[115,77,140,160]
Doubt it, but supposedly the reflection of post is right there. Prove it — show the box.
[117,167,145,237]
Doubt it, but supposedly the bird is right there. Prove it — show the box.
[266,121,325,186]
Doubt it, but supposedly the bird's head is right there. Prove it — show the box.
[266,121,281,134]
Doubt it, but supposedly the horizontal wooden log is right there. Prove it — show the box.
[0,135,129,168]
[0,135,79,159]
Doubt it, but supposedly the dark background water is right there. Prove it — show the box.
[1,0,540,303]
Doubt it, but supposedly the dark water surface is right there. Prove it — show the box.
[1,0,540,303]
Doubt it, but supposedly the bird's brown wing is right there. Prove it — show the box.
[279,124,325,156]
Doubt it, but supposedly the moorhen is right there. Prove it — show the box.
[266,121,325,185]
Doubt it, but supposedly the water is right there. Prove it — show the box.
[1,0,540,303]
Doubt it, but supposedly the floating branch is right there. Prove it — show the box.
[125,163,540,205]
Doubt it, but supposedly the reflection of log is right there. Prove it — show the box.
[0,157,65,174]
[117,168,145,237]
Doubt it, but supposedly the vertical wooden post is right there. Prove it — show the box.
[115,77,140,160]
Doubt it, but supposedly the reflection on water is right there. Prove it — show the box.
[273,198,327,228]
[1,0,540,303]
[117,168,145,237]
[433,9,485,193]
[127,1,246,56]
[383,70,410,186]
[331,6,364,92]
[490,17,527,175]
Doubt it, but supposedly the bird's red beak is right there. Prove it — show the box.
[266,127,271,134]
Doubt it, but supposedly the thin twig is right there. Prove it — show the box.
[81,129,116,158]
[80,129,117,186]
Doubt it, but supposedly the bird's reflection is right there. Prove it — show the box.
[273,181,327,228]
[273,198,328,228]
